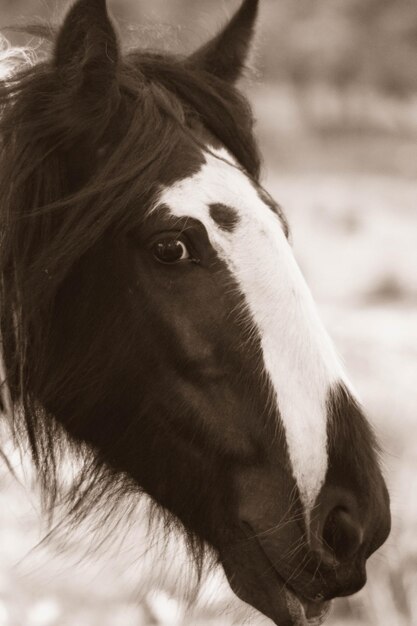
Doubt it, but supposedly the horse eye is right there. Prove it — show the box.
[152,238,191,264]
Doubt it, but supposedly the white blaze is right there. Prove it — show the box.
[159,148,348,513]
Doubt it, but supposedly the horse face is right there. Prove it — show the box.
[0,0,391,624]
[123,141,389,624]
[42,133,389,624]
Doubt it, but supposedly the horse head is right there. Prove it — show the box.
[0,1,390,624]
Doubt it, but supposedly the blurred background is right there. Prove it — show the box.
[0,1,416,625]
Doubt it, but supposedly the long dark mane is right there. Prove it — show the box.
[0,17,261,562]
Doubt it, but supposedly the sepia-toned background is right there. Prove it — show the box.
[0,1,416,625]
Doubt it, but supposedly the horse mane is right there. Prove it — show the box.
[0,23,261,569]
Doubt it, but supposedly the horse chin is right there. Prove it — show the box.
[224,567,332,626]
[221,541,332,626]
[285,589,332,626]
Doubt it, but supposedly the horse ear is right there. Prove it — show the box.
[54,0,119,98]
[188,0,259,83]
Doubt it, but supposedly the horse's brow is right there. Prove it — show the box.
[143,203,198,234]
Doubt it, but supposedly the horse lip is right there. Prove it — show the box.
[241,523,332,625]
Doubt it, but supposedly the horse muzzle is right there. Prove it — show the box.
[220,528,334,626]
[224,461,391,625]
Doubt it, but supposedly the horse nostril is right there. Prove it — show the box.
[322,506,363,562]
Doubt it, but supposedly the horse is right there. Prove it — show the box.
[0,1,391,624]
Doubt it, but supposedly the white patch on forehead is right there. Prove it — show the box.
[158,148,349,514]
